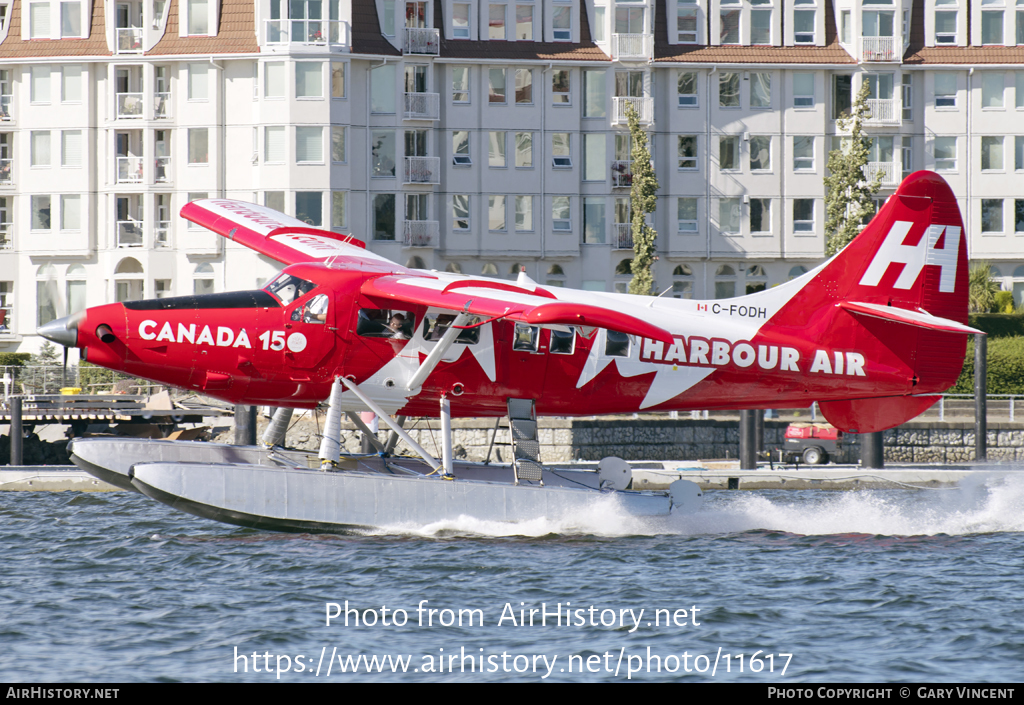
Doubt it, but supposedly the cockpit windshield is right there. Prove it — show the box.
[265,273,316,305]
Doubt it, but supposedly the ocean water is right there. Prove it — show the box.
[2,471,1023,683]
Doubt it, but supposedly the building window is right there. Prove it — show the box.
[720,6,739,43]
[515,195,533,231]
[552,5,571,40]
[982,10,1004,45]
[61,65,82,102]
[265,126,285,163]
[677,4,697,42]
[583,133,605,181]
[982,136,1004,171]
[1017,136,1024,171]
[193,263,215,295]
[452,130,471,165]
[935,9,956,43]
[513,132,533,168]
[188,128,208,164]
[453,3,470,37]
[296,126,323,163]
[489,131,506,167]
[794,199,814,232]
[719,198,740,234]
[372,193,395,240]
[61,130,81,167]
[583,69,605,116]
[187,0,209,35]
[61,1,81,36]
[935,136,956,171]
[793,73,814,107]
[453,194,470,230]
[516,68,533,104]
[751,8,771,44]
[489,3,506,39]
[677,72,697,107]
[593,5,605,41]
[750,136,771,170]
[794,8,815,43]
[1017,72,1024,109]
[719,72,740,107]
[902,74,913,121]
[66,265,86,313]
[583,197,605,244]
[793,136,813,170]
[31,131,50,167]
[1016,201,1024,232]
[488,195,506,231]
[719,136,738,170]
[331,126,345,163]
[746,265,767,293]
[677,135,697,170]
[552,133,571,168]
[715,264,736,298]
[832,74,852,119]
[750,199,770,233]
[331,191,346,228]
[935,73,956,108]
[32,195,51,230]
[296,62,323,98]
[750,73,771,108]
[188,63,208,101]
[295,192,322,226]
[370,63,396,113]
[264,191,284,212]
[489,68,506,103]
[552,196,571,230]
[982,73,1005,109]
[264,62,285,98]
[552,70,570,104]
[452,67,470,103]
[29,1,49,38]
[677,198,697,232]
[331,62,345,98]
[981,199,1003,232]
[36,265,58,326]
[371,130,396,176]
[30,66,50,104]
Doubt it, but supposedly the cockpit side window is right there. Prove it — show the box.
[265,273,316,305]
[291,293,329,324]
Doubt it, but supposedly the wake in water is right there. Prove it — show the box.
[366,471,1024,539]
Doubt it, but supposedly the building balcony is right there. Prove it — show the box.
[404,92,440,120]
[860,36,903,62]
[0,224,11,250]
[117,156,144,184]
[611,160,633,188]
[404,27,440,55]
[0,95,12,121]
[611,33,653,61]
[116,92,144,119]
[404,156,440,184]
[116,220,144,248]
[612,96,654,126]
[155,156,171,183]
[614,223,633,250]
[154,92,170,119]
[863,161,901,188]
[263,19,350,48]
[403,220,439,247]
[116,27,143,54]
[0,158,11,185]
[863,98,901,125]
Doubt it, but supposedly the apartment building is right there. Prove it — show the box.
[0,0,1022,355]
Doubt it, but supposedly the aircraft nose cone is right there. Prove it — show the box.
[37,313,81,348]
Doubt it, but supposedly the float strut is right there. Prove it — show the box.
[383,416,407,455]
[318,377,345,469]
[260,407,294,448]
[440,395,455,480]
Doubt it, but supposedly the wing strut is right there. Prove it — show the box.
[406,311,472,391]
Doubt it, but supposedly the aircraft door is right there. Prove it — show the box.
[501,321,551,400]
[279,291,336,373]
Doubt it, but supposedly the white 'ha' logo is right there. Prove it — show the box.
[859,221,960,293]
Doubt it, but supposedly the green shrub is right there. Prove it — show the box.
[949,336,1024,395]
[0,353,31,367]
[968,313,1024,339]
[994,291,1016,314]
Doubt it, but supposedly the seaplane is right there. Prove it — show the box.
[38,171,980,532]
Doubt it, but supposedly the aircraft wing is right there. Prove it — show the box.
[364,275,675,345]
[181,199,401,271]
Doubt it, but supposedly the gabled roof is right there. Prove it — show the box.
[149,0,258,55]
[351,0,400,56]
[653,0,854,64]
[0,0,110,58]
[903,0,1024,64]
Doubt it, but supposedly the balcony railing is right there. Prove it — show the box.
[154,156,171,183]
[860,36,903,62]
[404,92,440,120]
[264,19,350,47]
[116,219,144,248]
[116,27,143,54]
[863,161,901,188]
[0,95,12,121]
[155,220,171,248]
[864,98,901,125]
[404,156,440,184]
[403,220,440,247]
[404,27,440,55]
[611,33,653,61]
[0,225,11,250]
[611,160,633,188]
[0,158,12,185]
[614,223,633,249]
[612,96,654,125]
[154,92,170,119]
[116,92,144,119]
[117,156,144,183]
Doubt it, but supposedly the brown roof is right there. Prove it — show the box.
[0,0,110,58]
[904,0,1024,63]
[432,0,609,62]
[654,0,854,64]
[351,0,400,56]
[149,0,258,55]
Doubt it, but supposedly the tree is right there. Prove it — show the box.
[968,262,1000,313]
[625,102,659,295]
[823,82,883,257]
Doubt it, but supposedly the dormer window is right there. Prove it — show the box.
[187,0,209,35]
[29,2,49,37]
[981,1,1004,45]
[677,2,697,42]
[60,1,81,36]
[935,4,957,43]
[793,0,815,43]
[552,5,570,40]
[452,3,469,37]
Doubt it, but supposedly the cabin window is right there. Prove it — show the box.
[421,312,480,344]
[549,328,575,354]
[513,323,539,351]
[605,330,630,357]
[357,308,415,339]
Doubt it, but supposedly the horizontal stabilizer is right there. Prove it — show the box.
[818,395,942,433]
[839,301,984,335]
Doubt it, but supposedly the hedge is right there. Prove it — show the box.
[968,313,1024,339]
[949,336,1024,395]
[0,353,31,367]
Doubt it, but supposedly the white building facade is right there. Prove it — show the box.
[0,0,1022,355]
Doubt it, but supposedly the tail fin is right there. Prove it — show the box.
[772,171,977,432]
